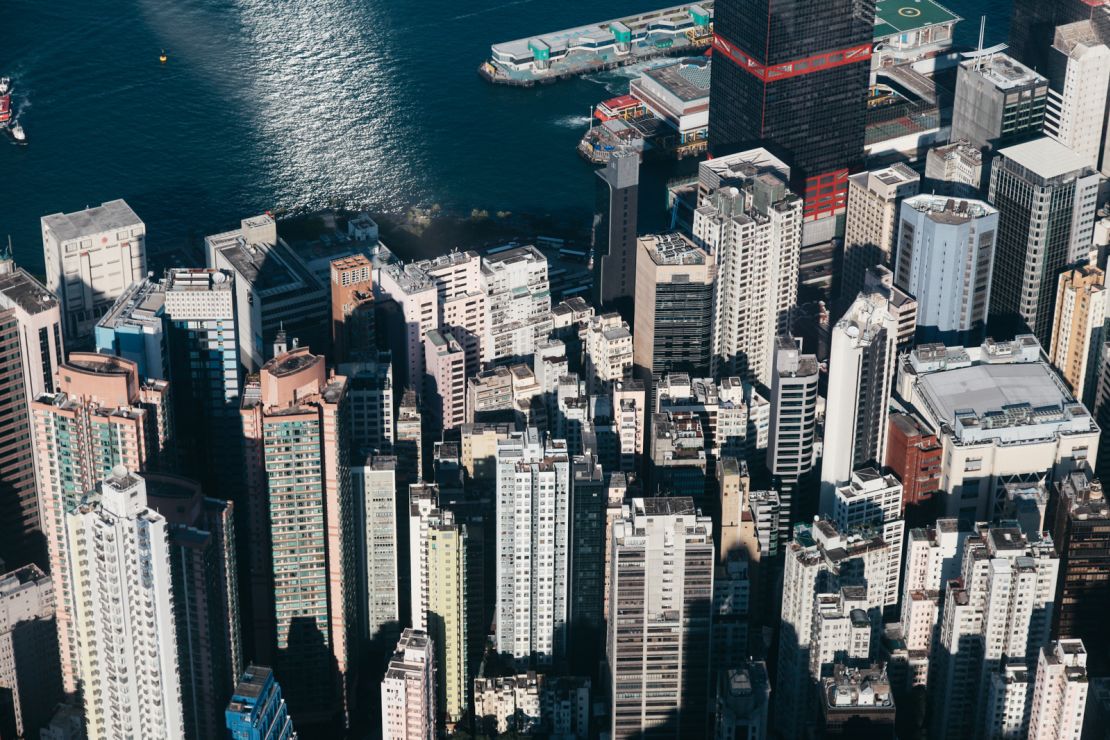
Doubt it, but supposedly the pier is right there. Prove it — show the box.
[480,2,714,86]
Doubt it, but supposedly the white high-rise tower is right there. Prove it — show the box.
[66,468,183,738]
[494,428,571,665]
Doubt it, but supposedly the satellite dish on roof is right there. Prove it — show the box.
[111,464,129,480]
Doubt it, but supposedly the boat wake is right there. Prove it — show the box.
[553,114,592,129]
[452,0,536,22]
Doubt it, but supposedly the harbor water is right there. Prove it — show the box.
[1,0,1009,271]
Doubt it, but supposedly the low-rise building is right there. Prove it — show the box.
[897,336,1098,520]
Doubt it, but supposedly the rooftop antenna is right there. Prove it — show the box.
[975,16,988,70]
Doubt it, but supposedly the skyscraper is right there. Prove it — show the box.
[841,163,921,307]
[41,199,146,340]
[482,245,552,365]
[423,328,467,437]
[421,251,487,376]
[240,346,356,727]
[163,267,243,491]
[1028,639,1090,740]
[144,472,243,740]
[924,140,985,196]
[766,335,819,541]
[691,150,802,385]
[0,564,61,739]
[819,291,898,503]
[206,214,328,370]
[381,629,436,740]
[898,335,1099,521]
[894,194,999,344]
[330,254,375,363]
[1049,263,1106,407]
[708,0,873,219]
[568,454,606,668]
[31,352,169,693]
[67,469,184,738]
[226,664,298,740]
[582,312,633,394]
[951,53,1049,152]
[340,352,395,454]
[353,455,400,646]
[426,516,469,730]
[495,428,571,666]
[396,388,423,486]
[1009,0,1107,72]
[1050,471,1110,672]
[0,255,62,567]
[1044,20,1110,172]
[899,519,969,688]
[592,149,639,317]
[408,483,440,634]
[930,524,1060,739]
[607,497,714,739]
[829,468,905,609]
[93,276,167,380]
[988,137,1100,344]
[632,233,715,387]
[776,519,889,737]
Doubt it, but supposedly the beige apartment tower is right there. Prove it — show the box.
[241,346,356,727]
[31,352,169,694]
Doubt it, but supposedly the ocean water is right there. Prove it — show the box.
[0,0,1009,271]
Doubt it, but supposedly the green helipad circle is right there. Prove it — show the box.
[898,7,922,17]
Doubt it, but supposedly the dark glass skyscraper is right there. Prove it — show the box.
[708,0,875,219]
[592,149,639,320]
[1009,0,1106,72]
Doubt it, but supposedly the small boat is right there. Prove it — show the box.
[0,78,11,126]
[159,50,168,64]
[9,122,26,144]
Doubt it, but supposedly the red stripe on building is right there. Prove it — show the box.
[712,35,872,82]
[802,169,850,220]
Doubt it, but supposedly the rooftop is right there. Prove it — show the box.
[637,496,696,517]
[212,233,318,295]
[483,244,546,270]
[228,665,273,714]
[998,136,1095,180]
[917,358,1092,442]
[0,563,48,595]
[874,0,960,38]
[822,664,895,711]
[641,231,706,266]
[904,194,996,222]
[42,199,143,243]
[97,277,164,331]
[66,353,135,377]
[0,266,58,315]
[930,139,984,165]
[961,52,1046,90]
[164,268,234,293]
[642,57,712,101]
[263,348,320,378]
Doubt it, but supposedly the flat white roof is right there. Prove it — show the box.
[999,137,1093,180]
[923,363,1062,418]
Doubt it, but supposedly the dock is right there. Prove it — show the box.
[480,2,714,86]
[482,0,962,87]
